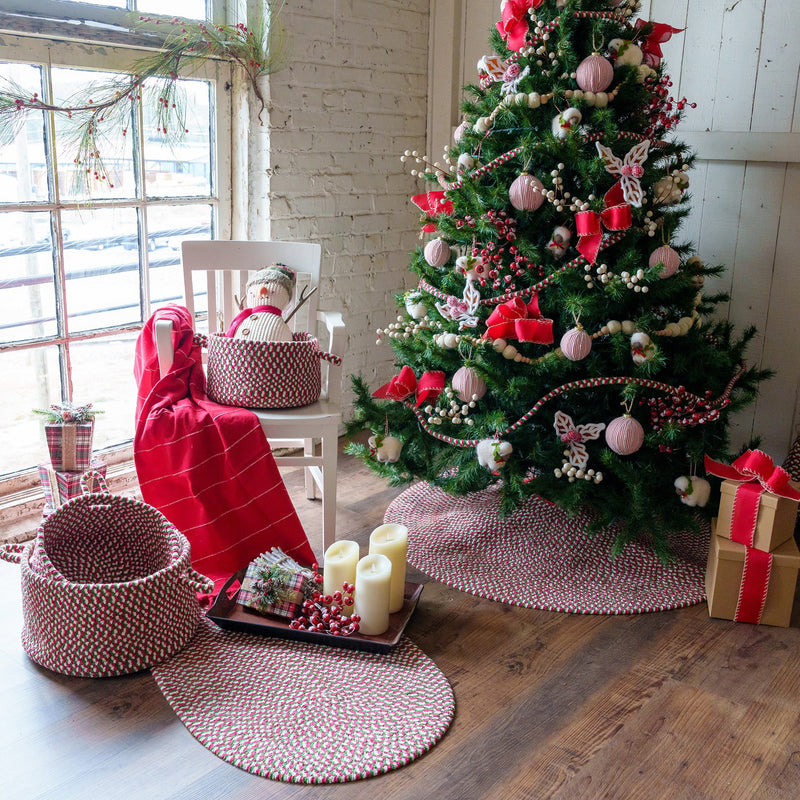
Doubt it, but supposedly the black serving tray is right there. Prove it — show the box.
[207,569,423,654]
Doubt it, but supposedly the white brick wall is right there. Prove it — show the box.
[267,0,430,419]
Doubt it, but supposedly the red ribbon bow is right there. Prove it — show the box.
[496,0,542,53]
[574,182,632,264]
[634,20,683,67]
[483,294,554,344]
[411,191,454,233]
[372,366,445,408]
[704,450,800,546]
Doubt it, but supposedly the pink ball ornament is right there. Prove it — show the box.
[424,237,451,268]
[452,365,487,402]
[509,173,545,211]
[560,326,592,361]
[605,415,645,456]
[453,120,469,143]
[576,53,614,93]
[649,245,680,278]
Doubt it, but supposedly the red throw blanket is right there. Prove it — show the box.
[134,305,315,595]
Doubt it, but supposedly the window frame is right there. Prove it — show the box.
[0,17,233,493]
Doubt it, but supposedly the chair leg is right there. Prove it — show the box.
[320,426,338,553]
[304,437,316,499]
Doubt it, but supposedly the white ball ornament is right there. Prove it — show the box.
[674,476,712,508]
[576,53,614,93]
[452,366,487,402]
[649,245,680,278]
[404,293,427,320]
[476,438,513,471]
[509,173,545,211]
[457,153,475,173]
[551,107,582,138]
[368,434,403,463]
[630,332,654,365]
[549,225,571,258]
[560,325,592,361]
[605,415,645,455]
[609,39,643,68]
[424,237,451,268]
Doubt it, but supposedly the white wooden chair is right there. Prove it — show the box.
[154,240,345,553]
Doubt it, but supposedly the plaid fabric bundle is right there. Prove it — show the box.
[39,460,106,509]
[238,550,317,619]
[45,422,94,471]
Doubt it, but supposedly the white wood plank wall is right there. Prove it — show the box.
[429,0,800,461]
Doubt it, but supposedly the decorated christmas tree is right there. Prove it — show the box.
[347,0,769,557]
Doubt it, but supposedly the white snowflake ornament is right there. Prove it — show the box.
[553,410,606,470]
[596,139,650,207]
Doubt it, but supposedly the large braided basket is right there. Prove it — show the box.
[205,331,341,409]
[0,473,212,678]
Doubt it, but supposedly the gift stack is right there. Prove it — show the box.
[35,402,105,516]
[705,451,800,627]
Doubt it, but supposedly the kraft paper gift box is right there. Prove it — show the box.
[716,477,800,552]
[45,421,94,471]
[38,459,107,509]
[706,521,800,628]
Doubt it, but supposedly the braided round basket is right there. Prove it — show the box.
[0,473,212,678]
[205,331,341,409]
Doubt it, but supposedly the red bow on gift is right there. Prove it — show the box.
[483,294,554,344]
[634,20,683,67]
[411,191,454,233]
[496,0,542,53]
[373,366,445,408]
[704,450,800,546]
[575,182,632,264]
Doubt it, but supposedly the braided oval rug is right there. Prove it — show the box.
[386,482,709,615]
[150,618,454,784]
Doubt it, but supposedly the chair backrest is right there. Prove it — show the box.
[181,240,322,335]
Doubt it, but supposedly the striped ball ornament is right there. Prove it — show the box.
[560,326,592,361]
[576,53,614,93]
[509,173,545,211]
[649,245,680,278]
[452,366,487,402]
[605,414,645,455]
[424,237,451,268]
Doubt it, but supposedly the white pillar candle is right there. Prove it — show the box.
[322,540,359,616]
[368,523,408,613]
[353,553,392,636]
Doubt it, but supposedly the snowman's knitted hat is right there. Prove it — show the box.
[247,263,296,296]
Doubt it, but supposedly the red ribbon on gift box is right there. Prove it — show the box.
[482,294,554,344]
[373,366,445,407]
[734,545,773,624]
[704,450,800,547]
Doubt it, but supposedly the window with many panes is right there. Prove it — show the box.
[0,1,232,483]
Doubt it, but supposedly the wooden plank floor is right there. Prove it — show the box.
[2,438,800,799]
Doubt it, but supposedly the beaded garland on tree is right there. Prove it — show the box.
[347,0,769,555]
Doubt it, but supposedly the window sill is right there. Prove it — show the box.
[0,457,141,545]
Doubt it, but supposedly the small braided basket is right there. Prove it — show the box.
[205,331,341,409]
[0,472,212,678]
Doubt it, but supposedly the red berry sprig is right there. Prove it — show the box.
[289,563,361,636]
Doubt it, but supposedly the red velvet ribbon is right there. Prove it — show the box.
[496,0,542,53]
[734,546,772,624]
[575,182,632,264]
[372,366,445,407]
[411,191,454,233]
[704,450,800,546]
[482,295,553,344]
[634,20,684,67]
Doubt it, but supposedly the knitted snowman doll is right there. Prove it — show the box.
[226,264,296,342]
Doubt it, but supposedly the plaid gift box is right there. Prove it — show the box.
[38,460,107,509]
[45,421,94,471]
[237,556,317,620]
